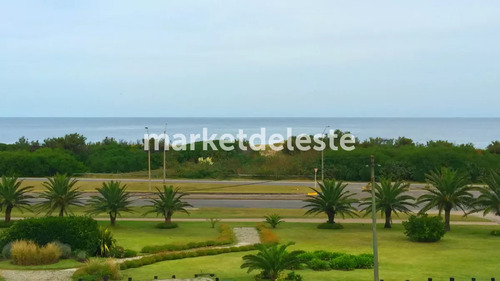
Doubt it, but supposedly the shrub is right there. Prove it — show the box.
[403,215,446,242]
[0,216,100,255]
[0,221,14,228]
[355,253,374,269]
[286,271,303,281]
[313,250,334,261]
[109,246,126,258]
[308,258,330,271]
[317,223,344,229]
[11,240,61,266]
[330,254,357,271]
[296,252,315,264]
[74,249,87,262]
[72,258,121,281]
[124,249,137,258]
[256,224,279,245]
[155,222,178,229]
[207,218,221,228]
[491,230,500,236]
[96,227,116,257]
[54,241,72,259]
[2,242,12,258]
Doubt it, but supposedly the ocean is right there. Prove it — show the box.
[0,118,498,148]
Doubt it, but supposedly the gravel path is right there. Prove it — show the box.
[0,268,77,281]
[232,227,261,246]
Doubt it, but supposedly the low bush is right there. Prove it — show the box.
[308,258,330,271]
[11,240,61,266]
[330,254,357,271]
[296,252,315,264]
[355,253,374,269]
[72,258,121,281]
[124,249,137,258]
[0,216,100,255]
[491,230,500,236]
[256,224,279,245]
[317,223,344,229]
[285,271,303,281]
[403,215,446,242]
[54,241,72,259]
[2,242,13,258]
[109,246,126,258]
[155,222,178,229]
[74,249,88,262]
[121,244,257,270]
[141,223,234,254]
[0,221,14,228]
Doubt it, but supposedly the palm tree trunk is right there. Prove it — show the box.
[384,209,392,228]
[327,211,335,224]
[165,216,172,225]
[444,208,451,231]
[59,207,64,217]
[5,205,12,223]
[110,212,116,226]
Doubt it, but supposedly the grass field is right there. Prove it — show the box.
[121,222,500,281]
[8,206,489,222]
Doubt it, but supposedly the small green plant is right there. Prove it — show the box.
[74,249,87,262]
[403,215,446,242]
[264,214,284,229]
[330,254,357,270]
[207,217,221,228]
[308,258,330,271]
[2,242,13,258]
[53,241,72,259]
[491,230,500,236]
[285,271,303,281]
[96,227,116,257]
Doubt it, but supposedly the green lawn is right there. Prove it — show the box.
[0,258,81,270]
[99,221,221,252]
[9,207,489,222]
[121,223,500,281]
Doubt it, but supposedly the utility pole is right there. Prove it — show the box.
[163,123,167,184]
[321,125,330,181]
[370,155,379,281]
[145,126,151,192]
[314,168,318,189]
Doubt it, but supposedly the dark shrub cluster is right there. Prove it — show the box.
[294,250,373,271]
[0,216,100,255]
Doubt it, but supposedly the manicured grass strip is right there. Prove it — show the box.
[0,258,82,270]
[141,224,234,254]
[121,244,257,270]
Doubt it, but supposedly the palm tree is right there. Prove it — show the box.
[0,176,34,223]
[88,181,133,226]
[359,178,417,228]
[38,173,83,216]
[470,170,500,217]
[418,167,473,231]
[144,185,192,225]
[241,242,299,281]
[303,179,358,224]
[264,214,284,229]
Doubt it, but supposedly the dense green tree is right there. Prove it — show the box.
[303,179,358,224]
[37,173,83,216]
[144,185,192,225]
[0,176,33,222]
[418,167,473,231]
[241,242,299,281]
[88,181,133,226]
[360,178,416,228]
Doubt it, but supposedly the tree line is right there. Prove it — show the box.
[0,133,499,182]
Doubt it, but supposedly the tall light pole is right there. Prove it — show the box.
[321,125,330,181]
[314,168,318,189]
[370,155,379,281]
[163,123,167,184]
[145,126,151,192]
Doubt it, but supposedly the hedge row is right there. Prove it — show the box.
[256,224,279,245]
[141,224,234,254]
[0,216,100,255]
[294,250,373,271]
[121,244,257,269]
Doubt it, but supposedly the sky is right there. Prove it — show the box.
[0,1,499,117]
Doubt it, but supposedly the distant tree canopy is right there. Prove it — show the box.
[0,133,498,182]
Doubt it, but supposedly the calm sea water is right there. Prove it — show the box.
[0,118,498,148]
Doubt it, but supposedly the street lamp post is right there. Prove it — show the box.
[145,127,151,192]
[163,123,167,184]
[321,125,330,181]
[370,155,379,281]
[314,168,318,188]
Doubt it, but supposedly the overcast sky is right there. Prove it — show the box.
[0,1,499,117]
